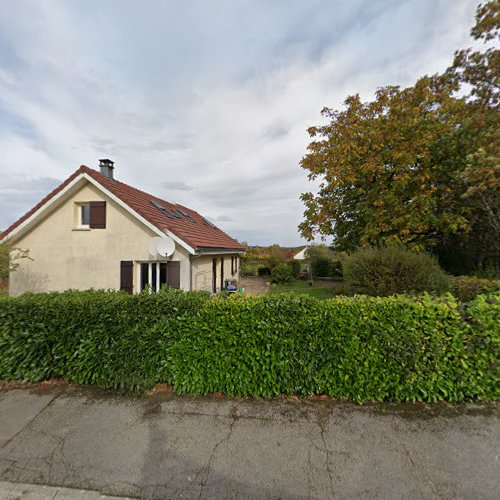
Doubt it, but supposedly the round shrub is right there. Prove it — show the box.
[343,245,452,296]
[271,263,294,284]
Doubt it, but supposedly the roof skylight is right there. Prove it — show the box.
[177,208,196,223]
[149,200,175,220]
[202,217,217,228]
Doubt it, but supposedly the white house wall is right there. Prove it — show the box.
[191,254,240,292]
[9,181,192,295]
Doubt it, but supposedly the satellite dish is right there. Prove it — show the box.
[148,237,162,257]
[148,236,175,257]
[157,236,175,257]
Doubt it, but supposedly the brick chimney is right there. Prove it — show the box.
[99,159,114,179]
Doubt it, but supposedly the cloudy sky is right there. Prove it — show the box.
[0,0,477,245]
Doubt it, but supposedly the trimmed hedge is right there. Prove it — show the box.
[0,289,209,390]
[0,289,498,402]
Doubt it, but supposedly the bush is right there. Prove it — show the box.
[271,263,294,284]
[330,259,343,277]
[257,266,271,276]
[0,288,209,390]
[240,260,259,277]
[452,276,500,302]
[313,256,332,277]
[343,246,452,296]
[288,259,302,278]
[0,289,498,402]
[306,245,344,278]
[169,293,499,401]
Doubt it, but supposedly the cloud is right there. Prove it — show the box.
[161,181,194,192]
[0,174,61,230]
[216,215,234,222]
[0,0,478,245]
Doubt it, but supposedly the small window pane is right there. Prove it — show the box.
[141,263,149,291]
[159,263,167,288]
[81,204,90,226]
[151,263,157,291]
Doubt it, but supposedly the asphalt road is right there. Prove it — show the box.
[0,384,498,499]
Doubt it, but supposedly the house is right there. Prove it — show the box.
[293,247,307,260]
[0,160,245,296]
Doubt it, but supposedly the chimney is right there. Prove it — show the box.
[99,159,114,179]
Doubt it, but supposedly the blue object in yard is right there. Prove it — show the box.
[224,279,238,293]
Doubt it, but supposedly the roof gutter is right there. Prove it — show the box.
[194,247,245,256]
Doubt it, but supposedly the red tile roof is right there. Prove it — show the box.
[1,165,244,252]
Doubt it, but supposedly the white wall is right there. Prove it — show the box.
[9,181,191,295]
[192,254,240,292]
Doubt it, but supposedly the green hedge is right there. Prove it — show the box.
[0,289,498,402]
[0,289,209,390]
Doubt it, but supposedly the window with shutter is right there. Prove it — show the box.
[90,201,106,229]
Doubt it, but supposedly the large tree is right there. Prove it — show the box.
[299,1,499,273]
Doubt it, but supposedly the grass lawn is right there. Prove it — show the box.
[269,279,345,299]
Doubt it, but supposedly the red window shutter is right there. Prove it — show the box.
[90,201,106,229]
[166,261,180,289]
[120,261,133,294]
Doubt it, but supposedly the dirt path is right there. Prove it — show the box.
[240,276,270,295]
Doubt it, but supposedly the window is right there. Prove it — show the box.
[75,201,106,229]
[80,204,90,227]
[231,255,238,275]
[140,261,180,292]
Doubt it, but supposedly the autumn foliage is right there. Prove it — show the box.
[300,1,499,274]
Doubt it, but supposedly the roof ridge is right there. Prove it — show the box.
[2,164,244,252]
[84,166,181,210]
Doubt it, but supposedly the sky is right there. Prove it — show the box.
[0,0,478,246]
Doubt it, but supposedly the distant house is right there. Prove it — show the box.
[293,247,307,260]
[0,160,244,296]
